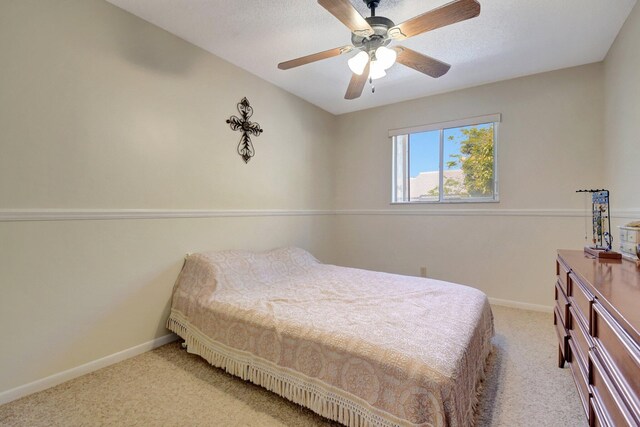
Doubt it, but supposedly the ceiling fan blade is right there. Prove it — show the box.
[394,46,451,78]
[388,0,480,40]
[318,0,374,38]
[345,61,370,100]
[278,45,353,70]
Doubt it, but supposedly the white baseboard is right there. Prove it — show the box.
[0,333,178,406]
[489,297,554,313]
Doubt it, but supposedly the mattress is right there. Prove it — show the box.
[167,247,494,427]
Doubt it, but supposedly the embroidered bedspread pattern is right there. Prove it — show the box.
[169,248,494,427]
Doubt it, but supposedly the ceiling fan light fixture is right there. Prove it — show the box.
[375,46,397,70]
[369,60,386,80]
[348,51,370,75]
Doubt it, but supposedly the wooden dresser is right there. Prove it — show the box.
[554,250,640,426]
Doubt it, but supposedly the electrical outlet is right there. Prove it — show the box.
[420,266,427,278]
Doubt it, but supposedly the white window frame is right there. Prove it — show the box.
[390,114,501,204]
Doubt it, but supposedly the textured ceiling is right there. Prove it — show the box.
[105,0,636,115]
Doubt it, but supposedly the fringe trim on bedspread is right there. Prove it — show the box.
[466,342,493,427]
[168,312,401,427]
[456,307,494,427]
[167,310,493,427]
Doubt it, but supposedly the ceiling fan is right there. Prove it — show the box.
[278,0,481,100]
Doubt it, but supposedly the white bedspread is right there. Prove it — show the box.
[167,247,493,427]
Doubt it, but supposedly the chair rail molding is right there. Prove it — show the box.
[1,208,638,222]
[0,209,334,222]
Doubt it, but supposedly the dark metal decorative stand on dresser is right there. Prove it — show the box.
[555,250,640,426]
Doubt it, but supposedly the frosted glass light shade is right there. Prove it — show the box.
[369,60,386,80]
[375,46,397,70]
[348,51,369,75]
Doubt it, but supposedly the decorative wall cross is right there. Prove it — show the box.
[226,97,263,163]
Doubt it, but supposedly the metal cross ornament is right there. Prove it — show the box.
[226,97,263,163]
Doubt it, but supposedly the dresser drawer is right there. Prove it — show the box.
[592,303,640,414]
[555,307,569,358]
[557,258,571,295]
[569,272,594,330]
[570,305,593,370]
[555,280,570,327]
[589,349,639,427]
[568,339,590,415]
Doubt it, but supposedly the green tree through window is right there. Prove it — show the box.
[446,126,494,197]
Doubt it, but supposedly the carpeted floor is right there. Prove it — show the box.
[0,305,586,426]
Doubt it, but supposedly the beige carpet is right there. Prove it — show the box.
[0,305,585,426]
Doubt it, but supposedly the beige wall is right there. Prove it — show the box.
[334,65,605,210]
[0,216,333,394]
[0,0,336,395]
[332,65,605,307]
[604,2,640,211]
[0,1,336,210]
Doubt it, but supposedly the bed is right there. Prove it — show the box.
[167,247,493,427]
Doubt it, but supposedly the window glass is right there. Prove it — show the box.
[391,117,497,204]
[408,130,440,202]
[442,123,495,200]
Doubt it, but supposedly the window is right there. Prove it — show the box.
[391,114,500,203]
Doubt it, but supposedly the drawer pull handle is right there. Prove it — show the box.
[591,397,612,427]
[569,273,594,300]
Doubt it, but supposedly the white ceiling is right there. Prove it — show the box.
[105,0,636,115]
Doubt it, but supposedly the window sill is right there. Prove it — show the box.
[390,198,499,205]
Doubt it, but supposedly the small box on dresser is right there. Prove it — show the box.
[555,250,640,427]
[619,226,640,261]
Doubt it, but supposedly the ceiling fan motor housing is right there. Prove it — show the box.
[351,15,395,53]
